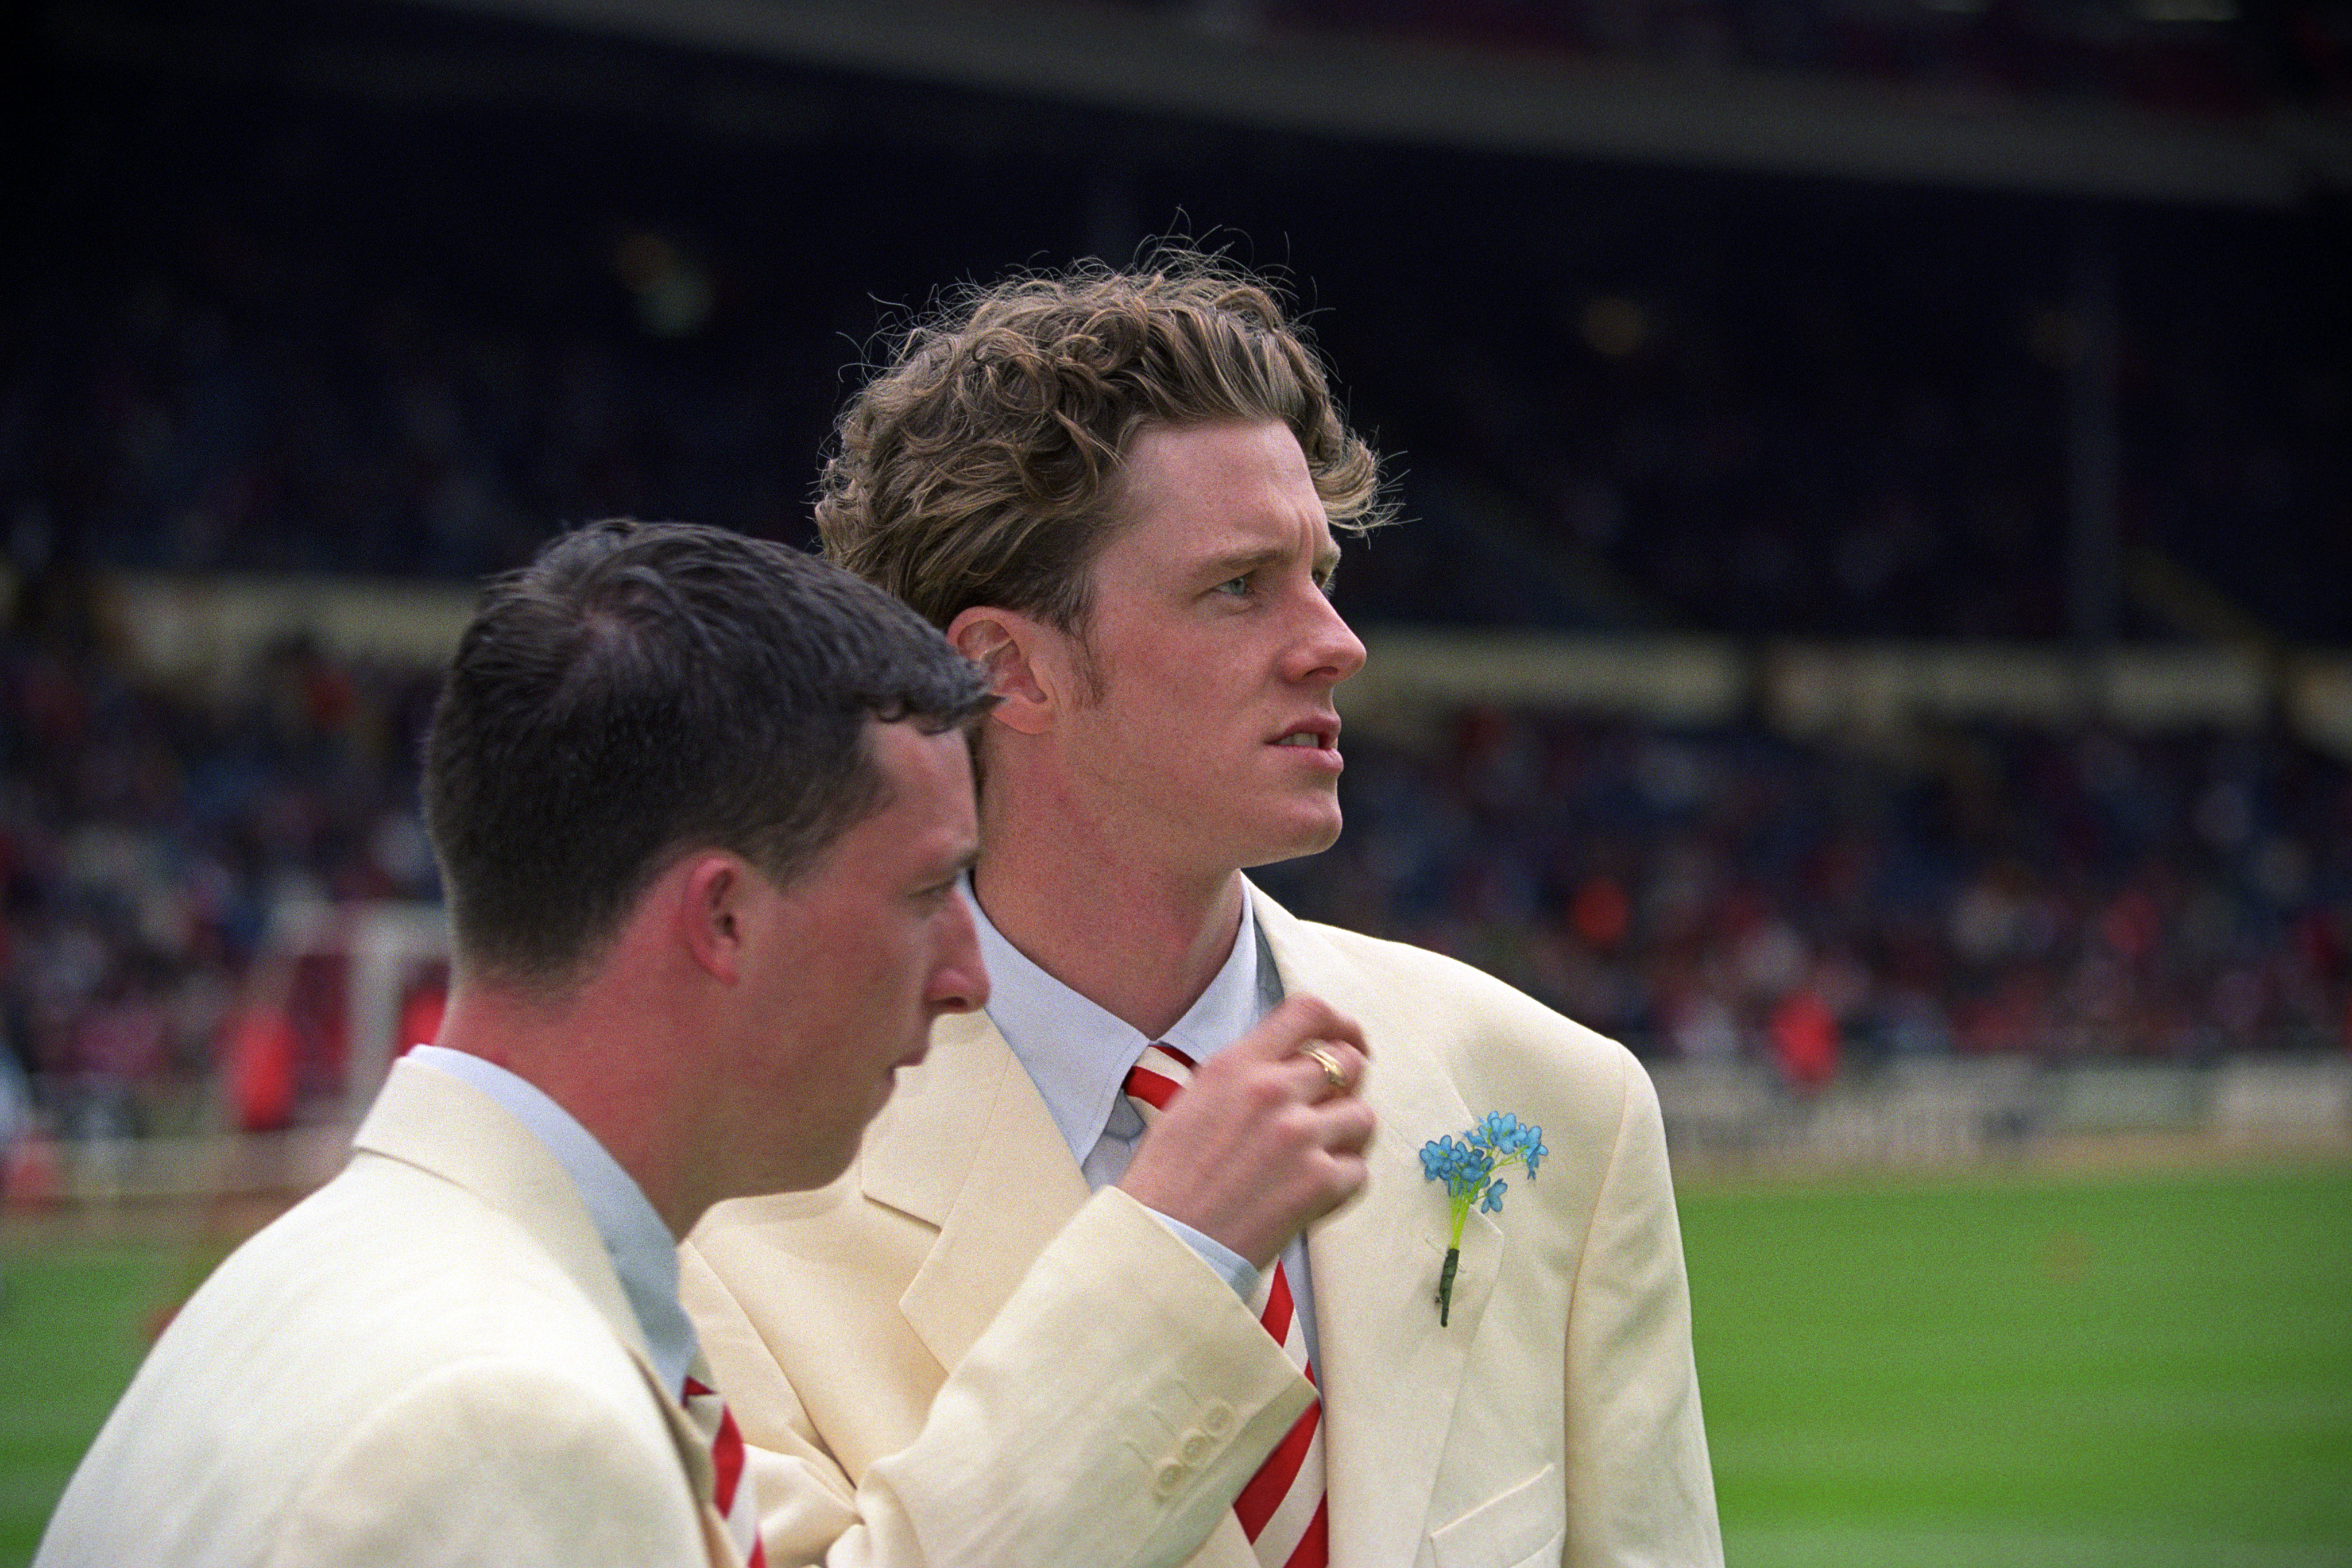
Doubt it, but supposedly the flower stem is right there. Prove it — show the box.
[1436,1245,1460,1326]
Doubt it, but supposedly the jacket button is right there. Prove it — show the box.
[1200,1400,1236,1437]
[1154,1459,1186,1498]
[1179,1428,1210,1464]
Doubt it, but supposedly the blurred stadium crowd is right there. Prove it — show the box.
[7,222,819,583]
[1261,714,2350,1086]
[2,0,2347,1151]
[0,618,442,1141]
[7,608,2347,1147]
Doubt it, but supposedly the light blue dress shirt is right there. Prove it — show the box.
[968,881,1321,1369]
[405,1045,699,1399]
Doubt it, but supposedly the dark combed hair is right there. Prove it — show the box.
[815,247,1393,634]
[424,520,991,989]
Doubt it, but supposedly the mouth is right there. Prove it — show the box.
[1270,719,1341,752]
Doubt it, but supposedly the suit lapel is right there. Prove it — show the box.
[1255,889,1502,1568]
[858,1007,1095,1373]
[861,1004,1264,1568]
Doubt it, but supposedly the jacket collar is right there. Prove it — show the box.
[352,1058,745,1566]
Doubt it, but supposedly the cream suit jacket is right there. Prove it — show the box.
[37,1059,744,1568]
[683,886,1723,1568]
[41,1059,1307,1568]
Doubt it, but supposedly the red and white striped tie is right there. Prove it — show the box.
[683,1368,768,1567]
[1125,1043,1329,1568]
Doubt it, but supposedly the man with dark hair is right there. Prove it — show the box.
[40,520,1350,1568]
[683,258,1723,1567]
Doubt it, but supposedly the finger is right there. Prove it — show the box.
[1293,997,1369,1055]
[1236,995,1367,1063]
[1310,1094,1377,1157]
[1315,1150,1370,1209]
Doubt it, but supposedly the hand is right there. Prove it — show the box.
[1116,995,1374,1269]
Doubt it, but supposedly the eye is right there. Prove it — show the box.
[1213,573,1254,599]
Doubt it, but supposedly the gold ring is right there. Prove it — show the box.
[1303,1045,1347,1091]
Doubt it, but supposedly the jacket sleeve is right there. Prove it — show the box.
[682,1186,1312,1568]
[1562,1055,1724,1568]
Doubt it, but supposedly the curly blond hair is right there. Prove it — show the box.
[815,251,1391,637]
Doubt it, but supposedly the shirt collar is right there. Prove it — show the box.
[404,1044,697,1398]
[968,876,1264,1166]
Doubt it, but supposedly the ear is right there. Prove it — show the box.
[946,606,1059,737]
[672,851,755,984]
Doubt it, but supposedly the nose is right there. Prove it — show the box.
[1287,584,1368,688]
[928,886,991,1015]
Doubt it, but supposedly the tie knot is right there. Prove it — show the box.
[1123,1042,1196,1121]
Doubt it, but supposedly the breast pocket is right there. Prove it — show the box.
[1426,1464,1563,1568]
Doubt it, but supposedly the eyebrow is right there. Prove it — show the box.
[1200,542,1343,581]
[1201,547,1283,579]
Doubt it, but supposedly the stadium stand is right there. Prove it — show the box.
[1258,711,2351,1066]
[2,0,2346,1172]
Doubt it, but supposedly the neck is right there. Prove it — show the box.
[972,802,1247,1040]
[432,973,701,1238]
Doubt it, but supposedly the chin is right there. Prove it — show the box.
[1241,808,1345,869]
[792,1143,862,1195]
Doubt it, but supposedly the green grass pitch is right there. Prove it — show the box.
[0,1235,185,1565]
[2,1159,2347,1566]
[1682,1159,2352,1567]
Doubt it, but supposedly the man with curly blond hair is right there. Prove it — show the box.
[684,254,1722,1568]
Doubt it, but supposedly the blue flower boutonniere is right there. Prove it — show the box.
[1419,1112,1546,1326]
